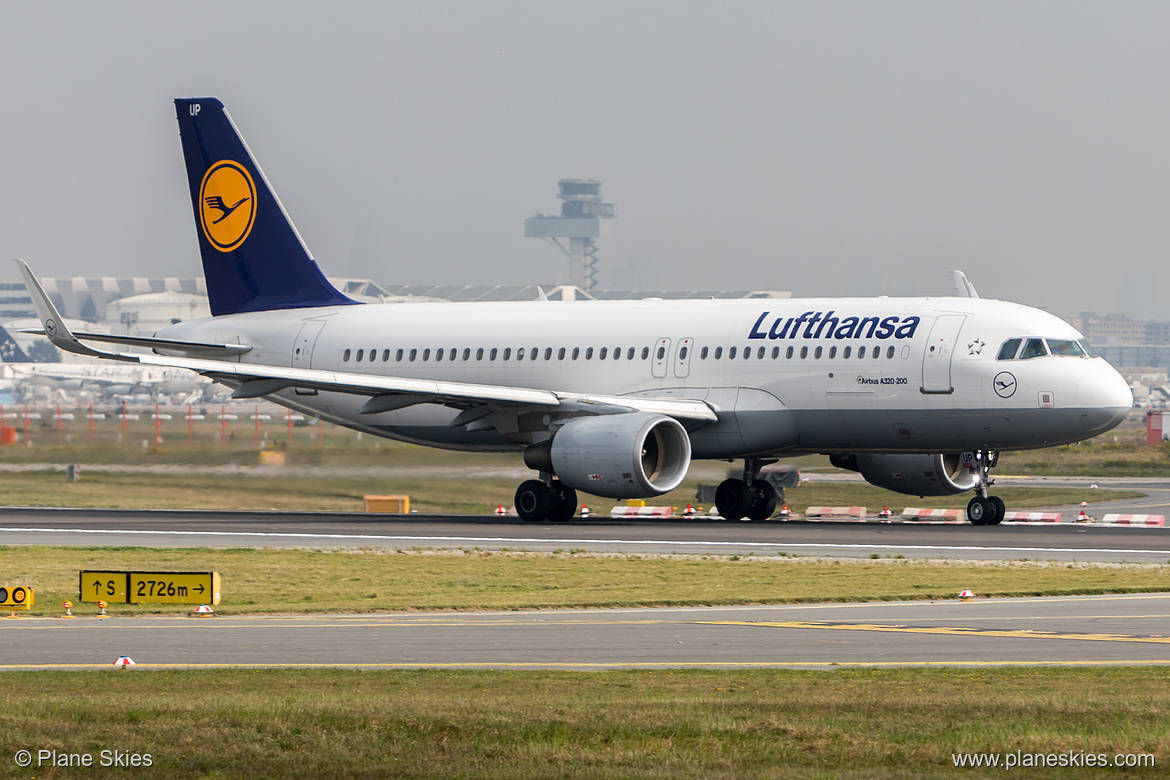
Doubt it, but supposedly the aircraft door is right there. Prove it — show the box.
[674,338,694,379]
[920,315,965,394]
[292,319,328,369]
[652,338,671,378]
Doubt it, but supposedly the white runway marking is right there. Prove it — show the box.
[2,526,1170,556]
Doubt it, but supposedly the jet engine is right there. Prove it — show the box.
[525,412,691,499]
[830,453,977,497]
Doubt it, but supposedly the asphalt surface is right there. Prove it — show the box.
[5,476,1170,671]
[4,505,1170,561]
[5,593,1170,670]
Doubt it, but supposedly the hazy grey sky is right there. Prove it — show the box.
[2,2,1168,318]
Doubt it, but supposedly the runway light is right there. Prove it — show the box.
[193,604,214,616]
[113,656,135,668]
[958,589,976,600]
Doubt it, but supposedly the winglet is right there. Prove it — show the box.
[951,270,979,299]
[14,259,125,360]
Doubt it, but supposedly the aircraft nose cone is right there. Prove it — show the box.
[1076,363,1132,434]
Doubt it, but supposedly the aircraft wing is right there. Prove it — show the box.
[16,260,716,423]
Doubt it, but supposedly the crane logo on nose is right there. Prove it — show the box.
[993,371,1017,398]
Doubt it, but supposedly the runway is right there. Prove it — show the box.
[5,593,1170,670]
[3,506,1170,561]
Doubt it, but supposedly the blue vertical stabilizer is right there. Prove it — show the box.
[174,98,357,316]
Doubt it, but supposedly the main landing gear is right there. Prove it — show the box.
[514,476,577,523]
[715,458,779,521]
[965,450,1005,526]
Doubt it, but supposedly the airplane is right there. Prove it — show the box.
[17,97,1133,525]
[0,324,209,400]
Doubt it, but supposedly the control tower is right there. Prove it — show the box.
[524,179,615,292]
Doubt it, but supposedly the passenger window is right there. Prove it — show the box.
[729,347,738,359]
[843,346,851,359]
[545,348,553,360]
[504,348,512,360]
[641,347,649,359]
[814,346,823,359]
[627,347,635,359]
[859,346,866,359]
[679,346,688,359]
[422,349,430,361]
[356,349,364,361]
[395,349,404,361]
[343,349,351,362]
[586,347,594,359]
[490,348,498,360]
[572,347,580,360]
[997,338,1022,360]
[1047,339,1085,357]
[1019,338,1048,360]
[436,348,444,361]
[463,348,470,361]
[557,347,565,360]
[516,348,524,361]
[529,348,537,360]
[829,346,837,359]
[701,346,709,359]
[613,347,621,360]
[786,346,794,359]
[381,349,389,362]
[771,347,779,359]
[757,347,764,359]
[714,347,723,359]
[656,346,666,360]
[476,348,484,360]
[874,347,881,360]
[886,346,894,359]
[800,346,808,358]
[599,347,608,360]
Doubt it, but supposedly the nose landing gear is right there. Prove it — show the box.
[965,450,1004,525]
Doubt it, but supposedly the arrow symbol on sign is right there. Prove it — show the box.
[194,584,205,594]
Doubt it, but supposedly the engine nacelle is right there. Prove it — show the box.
[840,453,977,497]
[528,413,692,499]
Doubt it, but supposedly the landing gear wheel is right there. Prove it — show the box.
[988,496,1006,526]
[967,496,994,525]
[715,478,753,521]
[746,479,778,521]
[547,481,578,522]
[515,479,554,522]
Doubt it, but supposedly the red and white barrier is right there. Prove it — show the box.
[901,508,963,522]
[804,506,866,518]
[1002,511,1062,523]
[1100,514,1166,526]
[609,506,674,518]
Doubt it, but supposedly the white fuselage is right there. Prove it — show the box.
[159,295,1133,458]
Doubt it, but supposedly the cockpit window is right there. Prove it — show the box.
[1077,338,1099,358]
[1046,339,1086,357]
[997,338,1022,360]
[1019,338,1048,360]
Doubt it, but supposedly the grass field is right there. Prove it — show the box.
[0,667,1164,779]
[4,546,1169,617]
